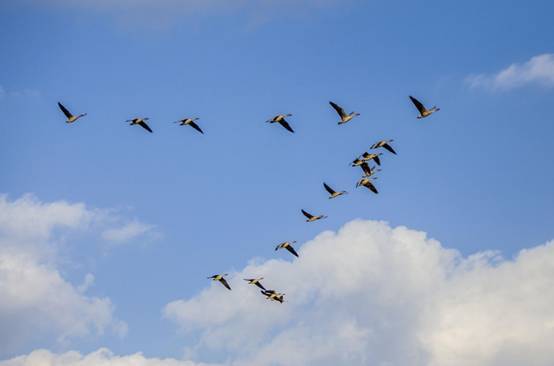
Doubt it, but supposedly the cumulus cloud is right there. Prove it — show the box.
[101,220,156,244]
[0,348,216,366]
[467,53,554,90]
[164,220,554,366]
[0,194,153,356]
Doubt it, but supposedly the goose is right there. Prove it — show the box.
[356,177,379,194]
[323,182,347,199]
[409,96,440,119]
[57,102,87,123]
[126,117,153,133]
[244,277,266,291]
[360,162,380,177]
[175,117,203,134]
[329,101,360,124]
[301,209,327,222]
[275,241,299,258]
[370,139,397,155]
[261,289,285,303]
[360,152,382,166]
[351,158,365,167]
[207,274,231,290]
[266,114,294,133]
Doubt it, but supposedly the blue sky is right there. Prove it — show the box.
[1,1,553,365]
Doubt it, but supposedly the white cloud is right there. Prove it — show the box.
[101,220,155,244]
[0,194,146,356]
[0,348,216,366]
[164,220,554,366]
[467,53,554,90]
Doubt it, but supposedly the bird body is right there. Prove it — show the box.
[267,114,294,133]
[360,152,382,166]
[370,139,397,155]
[275,241,299,257]
[208,274,231,290]
[261,289,285,303]
[244,277,266,291]
[127,117,153,133]
[176,117,203,134]
[409,96,440,119]
[58,102,87,123]
[329,101,360,124]
[301,209,327,222]
[323,182,347,199]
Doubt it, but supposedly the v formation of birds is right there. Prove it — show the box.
[56,96,440,304]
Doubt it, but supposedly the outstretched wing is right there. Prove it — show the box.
[383,143,397,155]
[279,120,294,133]
[219,278,232,290]
[188,121,204,134]
[329,101,346,118]
[57,102,73,119]
[301,209,313,219]
[409,96,426,114]
[373,155,381,166]
[254,281,266,291]
[138,121,153,133]
[366,180,379,194]
[285,244,299,258]
[360,162,372,176]
[323,182,336,195]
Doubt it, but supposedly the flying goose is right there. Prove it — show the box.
[58,102,87,123]
[370,139,397,155]
[360,161,380,177]
[261,289,285,303]
[329,101,360,124]
[207,274,231,290]
[244,277,266,291]
[175,117,203,134]
[266,114,294,133]
[351,158,365,167]
[275,241,299,258]
[323,182,347,199]
[360,152,382,166]
[301,209,327,222]
[356,177,379,194]
[409,96,440,119]
[126,117,153,133]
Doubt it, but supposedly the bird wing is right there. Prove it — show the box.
[255,281,266,291]
[366,181,379,194]
[286,244,299,258]
[57,102,73,119]
[188,121,204,134]
[329,101,346,118]
[383,143,397,155]
[279,120,294,133]
[360,162,372,176]
[138,121,153,133]
[323,182,336,195]
[301,209,314,219]
[219,278,232,290]
[409,96,426,114]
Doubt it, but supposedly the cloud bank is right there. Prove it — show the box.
[467,53,554,90]
[163,220,554,366]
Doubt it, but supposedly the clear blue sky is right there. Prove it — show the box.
[1,0,553,361]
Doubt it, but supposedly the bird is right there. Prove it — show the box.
[351,158,365,167]
[356,177,379,194]
[126,117,153,133]
[266,114,294,133]
[409,96,440,119]
[261,289,285,303]
[207,274,231,290]
[370,139,397,155]
[275,241,299,258]
[57,102,87,123]
[360,152,382,166]
[244,277,266,291]
[329,101,360,124]
[301,209,327,222]
[175,117,203,134]
[323,182,347,199]
[359,161,380,177]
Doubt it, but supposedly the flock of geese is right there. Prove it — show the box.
[57,95,440,304]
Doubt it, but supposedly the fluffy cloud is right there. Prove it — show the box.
[0,195,149,356]
[164,220,554,366]
[101,220,156,244]
[467,53,554,90]
[0,348,216,366]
